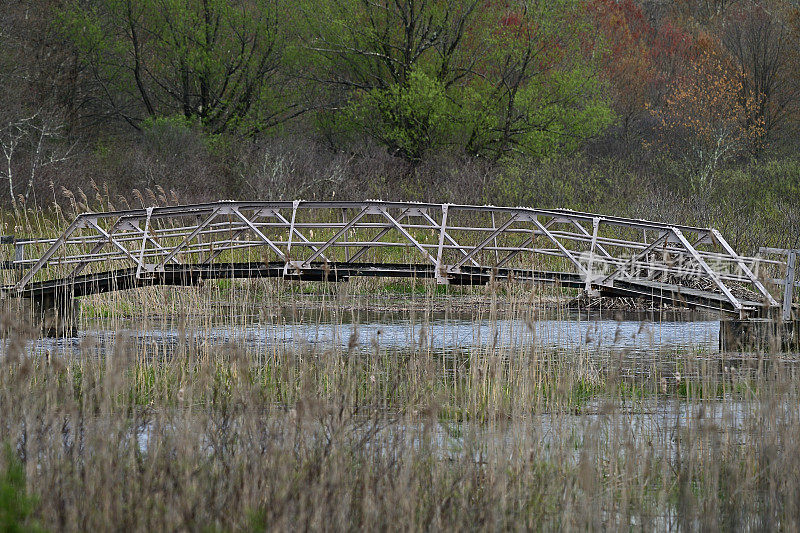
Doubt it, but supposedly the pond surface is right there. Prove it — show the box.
[23,308,722,359]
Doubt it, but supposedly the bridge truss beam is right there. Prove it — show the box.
[2,200,794,318]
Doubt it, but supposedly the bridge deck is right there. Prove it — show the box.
[9,261,757,315]
[10,262,583,297]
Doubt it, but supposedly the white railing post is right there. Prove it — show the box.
[783,251,796,322]
[436,204,449,284]
[136,207,154,279]
[585,217,600,292]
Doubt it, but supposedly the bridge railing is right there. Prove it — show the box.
[756,248,799,321]
[1,200,792,316]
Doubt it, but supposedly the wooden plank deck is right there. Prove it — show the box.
[5,262,755,315]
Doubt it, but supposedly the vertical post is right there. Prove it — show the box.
[14,241,24,264]
[287,200,300,259]
[13,240,24,284]
[35,290,78,337]
[585,217,600,292]
[783,250,796,322]
[342,208,350,262]
[491,212,499,263]
[436,204,450,284]
[642,230,648,278]
[136,207,154,279]
[195,214,203,264]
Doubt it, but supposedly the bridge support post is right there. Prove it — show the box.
[31,290,78,337]
[720,319,799,352]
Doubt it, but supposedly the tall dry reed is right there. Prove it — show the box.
[0,274,798,531]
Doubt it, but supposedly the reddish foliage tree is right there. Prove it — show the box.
[587,0,695,137]
[587,0,655,134]
[651,49,765,190]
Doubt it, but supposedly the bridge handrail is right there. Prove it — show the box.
[2,200,793,318]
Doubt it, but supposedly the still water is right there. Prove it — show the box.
[23,309,721,358]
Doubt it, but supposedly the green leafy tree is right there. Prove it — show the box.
[62,0,299,133]
[300,0,479,160]
[302,0,612,161]
[351,70,456,160]
[461,0,614,160]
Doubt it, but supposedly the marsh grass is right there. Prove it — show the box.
[0,271,799,531]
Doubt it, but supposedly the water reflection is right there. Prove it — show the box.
[19,310,721,359]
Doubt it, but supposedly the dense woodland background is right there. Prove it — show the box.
[2,0,800,250]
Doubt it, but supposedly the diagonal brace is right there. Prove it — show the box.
[530,217,589,277]
[232,208,287,261]
[156,209,219,269]
[601,232,669,284]
[420,210,480,268]
[672,228,742,311]
[14,217,84,292]
[84,218,146,270]
[494,218,559,268]
[346,208,411,264]
[379,208,438,265]
[451,215,519,270]
[711,229,779,307]
[303,206,370,266]
[273,210,327,260]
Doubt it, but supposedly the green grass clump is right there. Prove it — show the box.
[0,444,42,533]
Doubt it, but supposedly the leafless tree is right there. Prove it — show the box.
[723,0,800,140]
[0,110,75,206]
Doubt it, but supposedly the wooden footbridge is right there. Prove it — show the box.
[1,200,798,335]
